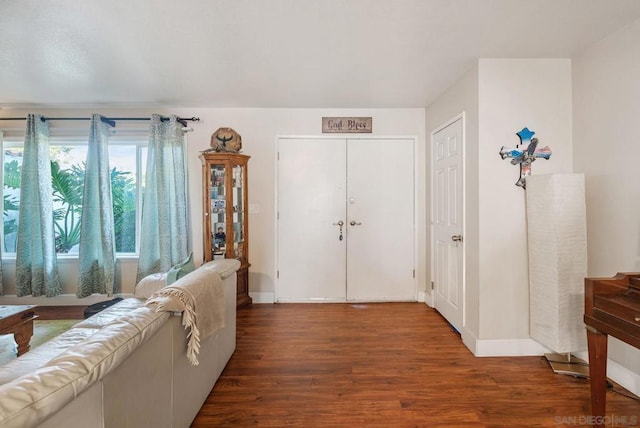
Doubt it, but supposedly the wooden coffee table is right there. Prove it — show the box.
[0,305,38,356]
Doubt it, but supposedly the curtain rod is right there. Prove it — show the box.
[0,116,200,127]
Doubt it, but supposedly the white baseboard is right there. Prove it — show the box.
[249,292,275,304]
[574,351,640,397]
[461,329,478,354]
[463,334,552,357]
[423,292,434,307]
[475,338,553,357]
[461,337,640,397]
[606,357,640,397]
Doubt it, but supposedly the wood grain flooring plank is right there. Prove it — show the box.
[192,303,639,427]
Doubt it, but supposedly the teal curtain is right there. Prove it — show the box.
[136,114,188,282]
[15,114,62,297]
[77,114,116,297]
[0,130,3,296]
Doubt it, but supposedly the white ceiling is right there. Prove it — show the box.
[1,0,640,109]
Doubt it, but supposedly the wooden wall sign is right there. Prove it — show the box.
[322,117,372,133]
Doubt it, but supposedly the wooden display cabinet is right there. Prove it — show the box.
[200,152,252,307]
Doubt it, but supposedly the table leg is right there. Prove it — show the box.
[587,327,608,428]
[12,319,35,357]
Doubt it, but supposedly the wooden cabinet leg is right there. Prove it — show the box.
[587,327,607,427]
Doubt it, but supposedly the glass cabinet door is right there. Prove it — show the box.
[210,164,227,259]
[232,164,247,262]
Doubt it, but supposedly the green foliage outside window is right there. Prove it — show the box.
[51,161,84,253]
[3,149,138,254]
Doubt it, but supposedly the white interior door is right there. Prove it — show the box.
[276,138,347,301]
[346,139,415,301]
[432,118,464,331]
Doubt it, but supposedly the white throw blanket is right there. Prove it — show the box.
[145,268,225,365]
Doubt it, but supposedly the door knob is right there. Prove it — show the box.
[451,235,463,242]
[333,220,344,241]
[350,221,362,226]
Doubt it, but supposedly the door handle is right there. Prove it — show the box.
[333,220,344,241]
[451,235,463,242]
[350,221,362,226]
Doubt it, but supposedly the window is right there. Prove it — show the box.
[2,140,147,255]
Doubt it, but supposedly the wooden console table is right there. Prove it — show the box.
[0,305,38,356]
[584,273,640,428]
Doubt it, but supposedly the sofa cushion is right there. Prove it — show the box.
[0,327,100,386]
[200,259,241,279]
[134,273,168,298]
[73,298,145,329]
[0,302,157,388]
[167,253,195,285]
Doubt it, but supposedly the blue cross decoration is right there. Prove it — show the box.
[499,127,552,189]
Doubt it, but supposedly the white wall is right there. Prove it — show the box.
[426,59,573,350]
[186,108,427,303]
[478,59,573,340]
[573,17,640,376]
[0,108,426,304]
[426,64,480,341]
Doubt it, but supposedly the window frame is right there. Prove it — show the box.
[1,136,148,259]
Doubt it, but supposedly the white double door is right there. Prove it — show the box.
[276,137,415,302]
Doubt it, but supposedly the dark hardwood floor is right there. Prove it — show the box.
[193,303,639,427]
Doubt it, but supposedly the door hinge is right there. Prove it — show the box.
[431,281,435,290]
[277,270,279,279]
[413,269,415,278]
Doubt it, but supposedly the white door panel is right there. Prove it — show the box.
[432,118,464,331]
[277,138,346,301]
[346,139,415,301]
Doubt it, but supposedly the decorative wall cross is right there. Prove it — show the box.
[499,127,552,189]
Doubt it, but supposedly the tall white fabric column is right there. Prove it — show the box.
[525,173,587,353]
